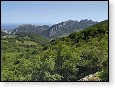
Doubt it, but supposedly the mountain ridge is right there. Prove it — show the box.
[2,19,98,39]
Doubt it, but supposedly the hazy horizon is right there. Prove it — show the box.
[1,19,100,25]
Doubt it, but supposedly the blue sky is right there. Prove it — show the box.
[1,1,108,24]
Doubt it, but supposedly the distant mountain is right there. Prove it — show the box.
[1,24,21,34]
[10,24,50,37]
[9,19,98,39]
[49,19,98,38]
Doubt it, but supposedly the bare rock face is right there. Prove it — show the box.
[48,19,98,38]
[49,20,75,37]
[78,72,101,81]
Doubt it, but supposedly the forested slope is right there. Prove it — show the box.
[1,20,108,81]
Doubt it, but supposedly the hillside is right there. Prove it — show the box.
[10,24,50,37]
[1,20,108,81]
[15,32,50,45]
[49,19,108,81]
[1,30,49,45]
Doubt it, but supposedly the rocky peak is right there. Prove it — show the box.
[49,19,98,38]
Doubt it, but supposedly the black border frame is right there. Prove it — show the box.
[0,0,109,82]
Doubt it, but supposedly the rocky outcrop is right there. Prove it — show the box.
[78,72,101,81]
[48,19,98,38]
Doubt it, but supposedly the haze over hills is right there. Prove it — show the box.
[2,19,98,39]
[1,24,20,30]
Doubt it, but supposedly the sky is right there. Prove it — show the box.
[1,1,108,25]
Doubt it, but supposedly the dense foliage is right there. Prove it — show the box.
[15,32,50,45]
[1,20,108,81]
